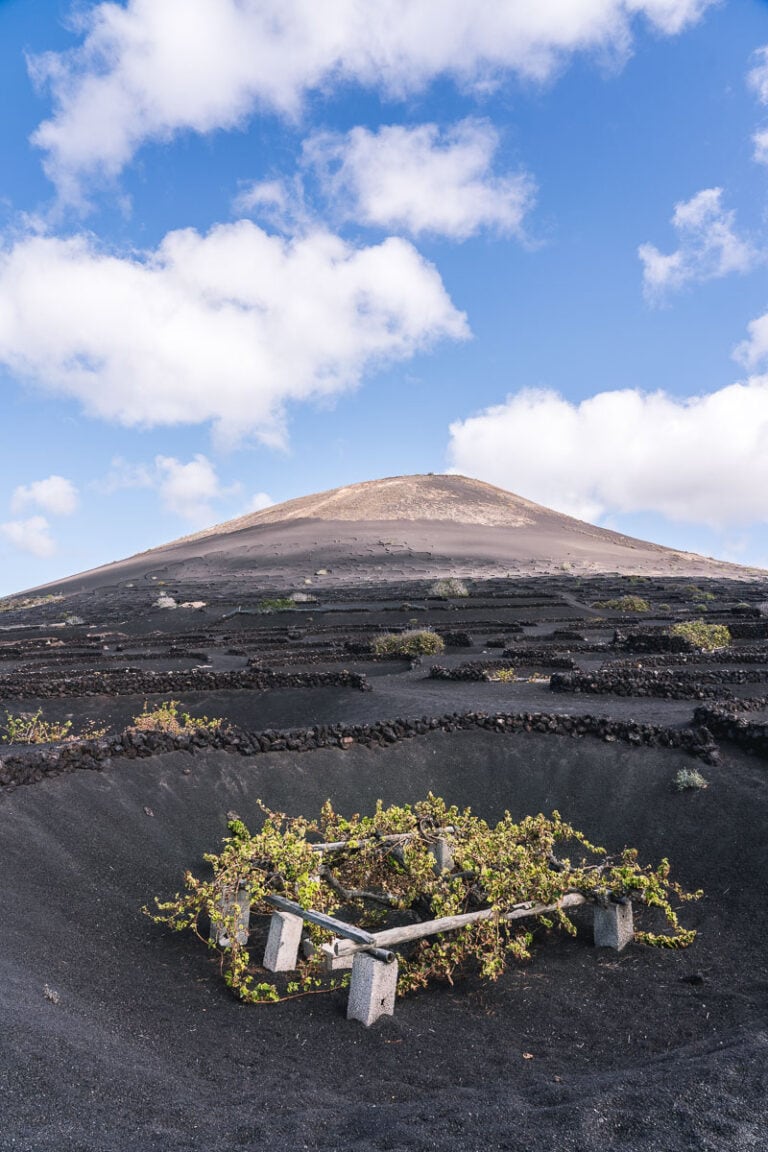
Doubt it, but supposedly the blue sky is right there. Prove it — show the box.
[1,0,768,594]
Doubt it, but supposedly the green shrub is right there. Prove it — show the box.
[1,709,107,744]
[257,598,294,613]
[0,594,63,613]
[154,595,177,609]
[429,578,469,598]
[593,595,651,612]
[130,700,226,735]
[684,585,715,602]
[487,667,516,682]
[669,620,731,651]
[673,769,709,792]
[371,629,445,657]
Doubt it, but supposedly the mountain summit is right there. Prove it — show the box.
[37,473,762,593]
[183,473,549,539]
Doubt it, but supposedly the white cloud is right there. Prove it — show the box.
[748,45,768,104]
[734,311,768,370]
[303,119,535,240]
[638,187,759,298]
[245,491,274,513]
[99,457,155,493]
[753,129,768,166]
[747,47,768,164]
[99,453,267,524]
[231,178,311,233]
[30,0,714,200]
[447,379,768,528]
[10,474,79,516]
[0,516,56,557]
[155,454,237,522]
[233,180,291,218]
[0,222,467,446]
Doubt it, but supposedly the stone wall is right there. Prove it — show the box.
[550,666,768,700]
[0,666,370,700]
[0,708,720,791]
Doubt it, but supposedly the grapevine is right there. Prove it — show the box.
[148,794,700,1003]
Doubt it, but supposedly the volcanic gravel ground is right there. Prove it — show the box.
[2,575,768,1151]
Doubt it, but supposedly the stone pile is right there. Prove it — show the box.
[728,621,768,640]
[693,701,768,756]
[500,647,581,666]
[429,661,509,681]
[615,631,693,654]
[437,631,473,648]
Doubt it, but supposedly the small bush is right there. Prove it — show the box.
[0,594,63,613]
[593,596,651,612]
[487,667,516,682]
[372,629,445,657]
[429,578,469,599]
[130,700,226,735]
[154,595,177,609]
[669,620,731,652]
[289,592,317,603]
[1,710,108,745]
[684,585,715,602]
[673,769,709,792]
[257,598,294,613]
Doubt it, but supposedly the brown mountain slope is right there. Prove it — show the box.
[33,473,764,593]
[182,473,546,534]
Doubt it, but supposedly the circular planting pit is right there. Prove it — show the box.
[1,727,766,1151]
[2,570,768,1150]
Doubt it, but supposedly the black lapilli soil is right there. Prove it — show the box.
[1,573,767,1152]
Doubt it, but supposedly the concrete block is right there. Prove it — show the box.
[347,952,398,1026]
[320,942,354,972]
[263,910,303,972]
[593,900,634,951]
[210,887,250,948]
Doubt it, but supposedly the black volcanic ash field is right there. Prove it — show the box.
[1,574,767,1151]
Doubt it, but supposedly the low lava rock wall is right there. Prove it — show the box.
[0,708,720,790]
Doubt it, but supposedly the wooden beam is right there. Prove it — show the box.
[265,895,377,945]
[332,892,588,956]
[308,827,455,854]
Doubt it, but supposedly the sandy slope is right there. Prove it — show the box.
[29,475,763,596]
